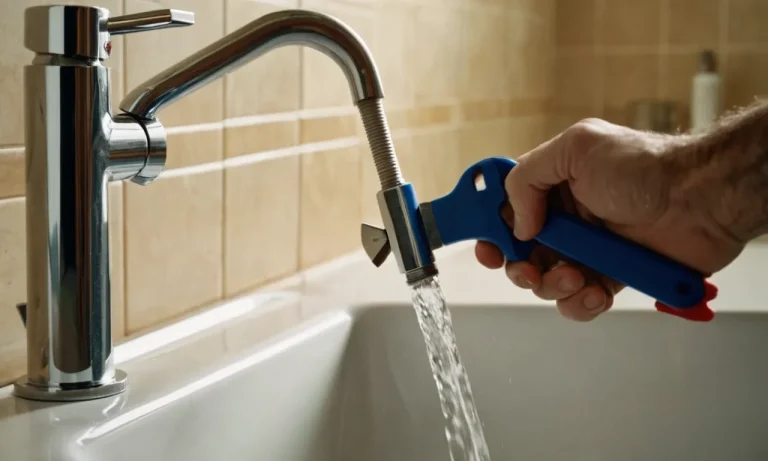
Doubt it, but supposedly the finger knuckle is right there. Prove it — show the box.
[563,119,605,157]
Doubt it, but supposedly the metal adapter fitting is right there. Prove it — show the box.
[361,184,437,284]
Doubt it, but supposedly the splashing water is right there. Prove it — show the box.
[410,276,491,461]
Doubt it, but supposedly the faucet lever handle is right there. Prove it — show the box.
[107,9,195,35]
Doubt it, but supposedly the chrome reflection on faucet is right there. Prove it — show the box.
[17,5,190,402]
[17,5,436,401]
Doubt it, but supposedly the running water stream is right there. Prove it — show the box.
[410,276,491,461]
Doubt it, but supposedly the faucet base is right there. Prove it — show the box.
[12,370,128,402]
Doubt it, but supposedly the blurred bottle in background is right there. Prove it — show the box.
[690,50,721,133]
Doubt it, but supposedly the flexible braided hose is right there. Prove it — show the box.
[358,98,404,189]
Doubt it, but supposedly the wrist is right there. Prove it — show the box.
[664,125,765,244]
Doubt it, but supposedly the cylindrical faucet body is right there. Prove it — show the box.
[23,49,117,390]
[16,5,155,401]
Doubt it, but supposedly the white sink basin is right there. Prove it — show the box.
[5,305,765,461]
[3,243,768,460]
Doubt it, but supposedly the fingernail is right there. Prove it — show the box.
[558,276,580,292]
[523,276,535,288]
[584,292,606,311]
[515,275,534,289]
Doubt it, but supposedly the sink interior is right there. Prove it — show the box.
[81,305,768,460]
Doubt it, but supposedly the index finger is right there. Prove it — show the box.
[506,120,607,241]
[505,135,566,241]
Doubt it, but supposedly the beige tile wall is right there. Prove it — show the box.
[554,0,768,132]
[0,0,555,384]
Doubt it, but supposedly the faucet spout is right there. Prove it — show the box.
[118,8,437,282]
[119,9,383,120]
[119,9,436,282]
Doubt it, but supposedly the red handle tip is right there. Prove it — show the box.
[654,280,717,322]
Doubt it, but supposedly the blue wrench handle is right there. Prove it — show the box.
[424,157,716,321]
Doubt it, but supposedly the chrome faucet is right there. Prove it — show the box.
[16,5,435,402]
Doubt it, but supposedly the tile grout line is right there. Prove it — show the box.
[0,115,525,175]
[0,119,516,175]
[164,104,475,134]
[165,121,225,135]
[298,106,359,119]
[725,44,768,53]
[0,147,24,154]
[1,99,554,148]
[0,196,25,205]
[221,0,229,303]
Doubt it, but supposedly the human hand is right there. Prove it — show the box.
[475,119,746,321]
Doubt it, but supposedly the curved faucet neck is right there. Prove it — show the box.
[119,9,384,120]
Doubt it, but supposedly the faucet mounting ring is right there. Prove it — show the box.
[13,370,128,402]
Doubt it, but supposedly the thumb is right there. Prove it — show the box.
[505,134,574,241]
